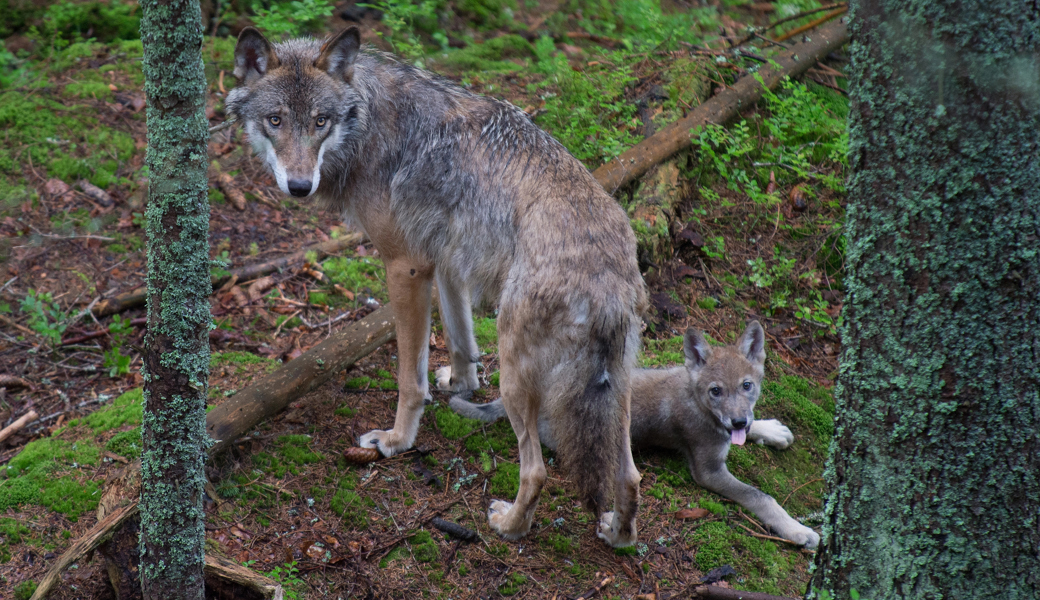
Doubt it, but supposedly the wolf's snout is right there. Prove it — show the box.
[288,179,313,197]
[730,417,748,431]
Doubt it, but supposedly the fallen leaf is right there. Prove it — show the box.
[675,507,710,520]
[43,178,71,199]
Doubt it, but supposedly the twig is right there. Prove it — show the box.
[0,410,39,444]
[0,313,38,337]
[0,276,17,295]
[208,117,237,134]
[782,477,823,507]
[575,573,614,600]
[735,523,803,546]
[775,8,848,42]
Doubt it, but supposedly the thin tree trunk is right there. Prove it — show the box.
[138,0,211,598]
[808,0,1040,598]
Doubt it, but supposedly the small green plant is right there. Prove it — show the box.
[251,0,336,38]
[363,0,445,60]
[20,289,67,345]
[747,247,796,289]
[103,315,134,377]
[264,561,305,599]
[14,580,37,600]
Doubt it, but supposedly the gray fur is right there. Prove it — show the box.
[448,322,820,548]
[228,27,647,547]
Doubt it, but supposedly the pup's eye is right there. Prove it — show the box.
[268,115,281,127]
[316,116,327,128]
[742,381,752,391]
[710,387,722,396]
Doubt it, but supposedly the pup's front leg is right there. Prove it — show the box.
[359,258,434,457]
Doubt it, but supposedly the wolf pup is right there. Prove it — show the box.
[450,321,820,548]
[226,28,647,547]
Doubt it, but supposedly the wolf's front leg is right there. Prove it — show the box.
[433,269,480,394]
[359,258,434,457]
[691,455,819,548]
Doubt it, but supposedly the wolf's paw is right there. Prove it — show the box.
[787,524,820,549]
[435,366,453,391]
[596,512,637,548]
[487,500,528,540]
[750,419,794,449]
[358,429,411,457]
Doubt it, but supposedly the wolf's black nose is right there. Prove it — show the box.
[731,418,748,430]
[288,179,312,197]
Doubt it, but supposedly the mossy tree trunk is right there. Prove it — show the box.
[139,0,211,599]
[809,1,1039,598]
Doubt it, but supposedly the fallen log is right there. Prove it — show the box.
[0,409,38,444]
[92,235,362,318]
[206,303,395,456]
[591,18,849,193]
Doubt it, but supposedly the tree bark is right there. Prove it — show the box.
[138,0,211,598]
[808,1,1040,598]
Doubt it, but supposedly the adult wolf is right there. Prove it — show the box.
[450,322,821,548]
[226,27,647,546]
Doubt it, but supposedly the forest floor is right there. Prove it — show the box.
[0,0,848,598]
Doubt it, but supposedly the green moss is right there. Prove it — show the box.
[435,406,481,439]
[489,370,500,386]
[473,316,498,353]
[252,435,322,478]
[64,80,114,101]
[464,419,515,455]
[498,572,527,595]
[698,498,726,516]
[208,187,225,204]
[646,482,674,500]
[488,542,509,557]
[0,436,101,521]
[457,0,516,29]
[434,34,533,72]
[211,351,279,373]
[0,517,31,563]
[106,427,142,459]
[378,546,407,568]
[410,530,439,563]
[542,532,575,555]
[489,462,519,498]
[334,404,357,417]
[84,388,144,432]
[13,580,37,600]
[760,376,834,445]
[331,477,375,529]
[322,256,386,303]
[639,335,685,367]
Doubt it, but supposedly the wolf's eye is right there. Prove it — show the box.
[316,116,327,128]
[268,115,281,127]
[742,381,752,391]
[710,386,722,396]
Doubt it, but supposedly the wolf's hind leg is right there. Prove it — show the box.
[598,405,641,548]
[433,270,479,393]
[359,258,433,457]
[487,365,544,540]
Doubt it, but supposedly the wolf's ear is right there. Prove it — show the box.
[683,328,711,369]
[234,28,278,85]
[316,28,361,82]
[738,321,766,366]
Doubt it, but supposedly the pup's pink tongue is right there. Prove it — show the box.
[731,428,747,446]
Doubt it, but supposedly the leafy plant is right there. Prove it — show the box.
[264,560,305,598]
[362,0,446,60]
[747,247,795,289]
[103,315,134,377]
[251,0,336,39]
[20,289,67,346]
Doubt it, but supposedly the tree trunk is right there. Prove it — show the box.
[138,0,211,598]
[808,1,1040,598]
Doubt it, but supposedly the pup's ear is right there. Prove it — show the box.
[316,27,361,82]
[738,321,766,366]
[234,27,278,85]
[683,328,711,369]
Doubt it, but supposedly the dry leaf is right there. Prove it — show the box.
[675,507,710,520]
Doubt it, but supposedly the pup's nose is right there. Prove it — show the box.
[730,418,748,430]
[287,179,312,197]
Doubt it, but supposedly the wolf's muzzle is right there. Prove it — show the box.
[288,179,313,197]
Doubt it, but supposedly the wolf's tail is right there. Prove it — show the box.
[448,395,506,422]
[549,314,636,515]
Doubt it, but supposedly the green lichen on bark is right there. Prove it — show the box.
[138,0,211,598]
[809,1,1039,599]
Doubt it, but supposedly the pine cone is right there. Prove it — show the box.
[343,446,382,465]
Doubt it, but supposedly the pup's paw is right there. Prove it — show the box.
[787,524,820,549]
[358,429,410,457]
[751,419,794,449]
[435,366,453,391]
[596,512,637,548]
[487,500,527,540]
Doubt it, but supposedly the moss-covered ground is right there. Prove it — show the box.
[0,0,847,597]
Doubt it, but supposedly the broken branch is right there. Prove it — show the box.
[0,410,39,444]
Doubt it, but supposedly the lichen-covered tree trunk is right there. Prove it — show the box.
[808,1,1039,598]
[138,0,211,598]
